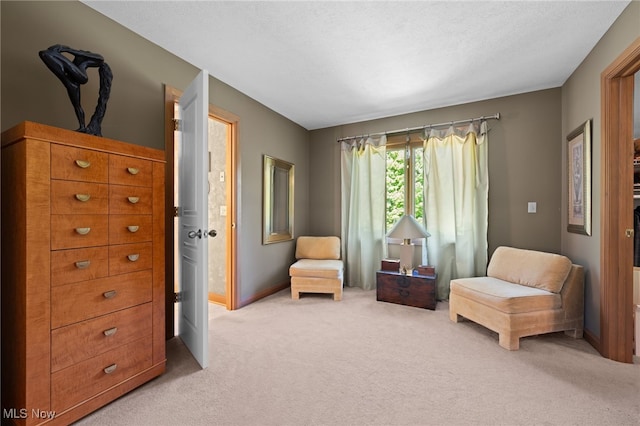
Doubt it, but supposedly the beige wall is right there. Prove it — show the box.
[309,88,563,256]
[561,1,640,336]
[0,1,310,305]
[208,119,227,295]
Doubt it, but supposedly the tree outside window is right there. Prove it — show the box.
[385,137,424,231]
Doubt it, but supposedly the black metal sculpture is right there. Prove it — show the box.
[39,45,113,137]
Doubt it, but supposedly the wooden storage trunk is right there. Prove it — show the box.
[376,270,436,310]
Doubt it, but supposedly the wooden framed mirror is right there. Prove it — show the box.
[263,155,294,244]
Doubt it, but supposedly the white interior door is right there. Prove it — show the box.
[177,70,209,368]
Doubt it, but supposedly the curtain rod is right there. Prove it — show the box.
[336,112,500,143]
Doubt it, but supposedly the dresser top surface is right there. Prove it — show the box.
[2,121,165,162]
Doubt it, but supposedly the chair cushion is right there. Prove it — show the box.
[290,259,343,279]
[450,276,562,314]
[487,246,572,294]
[295,236,340,260]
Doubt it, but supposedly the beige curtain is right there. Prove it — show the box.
[423,121,489,299]
[340,136,387,290]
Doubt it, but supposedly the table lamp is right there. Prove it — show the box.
[386,215,430,274]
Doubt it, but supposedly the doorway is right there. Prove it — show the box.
[600,37,640,363]
[164,85,239,339]
[207,115,234,306]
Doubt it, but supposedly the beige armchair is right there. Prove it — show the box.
[289,236,343,301]
[449,246,584,350]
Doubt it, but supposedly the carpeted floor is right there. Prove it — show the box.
[76,287,640,425]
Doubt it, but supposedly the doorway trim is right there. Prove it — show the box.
[600,36,640,363]
[164,84,239,339]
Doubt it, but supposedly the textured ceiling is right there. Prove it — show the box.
[82,1,631,130]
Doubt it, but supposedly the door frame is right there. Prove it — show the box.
[164,84,239,339]
[600,37,640,363]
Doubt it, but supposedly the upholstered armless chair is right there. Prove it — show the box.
[289,236,343,301]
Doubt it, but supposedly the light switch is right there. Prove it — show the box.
[220,205,227,216]
[528,202,537,213]
[219,171,225,182]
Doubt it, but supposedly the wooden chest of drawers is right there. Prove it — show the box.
[376,270,437,310]
[1,121,166,426]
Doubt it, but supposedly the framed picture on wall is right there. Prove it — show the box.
[567,119,592,235]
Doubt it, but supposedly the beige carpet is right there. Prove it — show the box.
[77,287,639,425]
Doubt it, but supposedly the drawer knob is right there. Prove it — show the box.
[75,260,91,269]
[103,327,118,337]
[75,193,91,202]
[103,290,117,299]
[127,196,140,204]
[75,227,91,235]
[127,225,139,233]
[127,167,139,175]
[103,364,117,374]
[127,253,140,262]
[75,159,91,169]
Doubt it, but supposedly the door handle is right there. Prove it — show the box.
[188,229,202,239]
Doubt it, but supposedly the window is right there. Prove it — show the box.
[385,134,424,231]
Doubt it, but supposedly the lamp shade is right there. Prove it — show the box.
[386,215,430,240]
